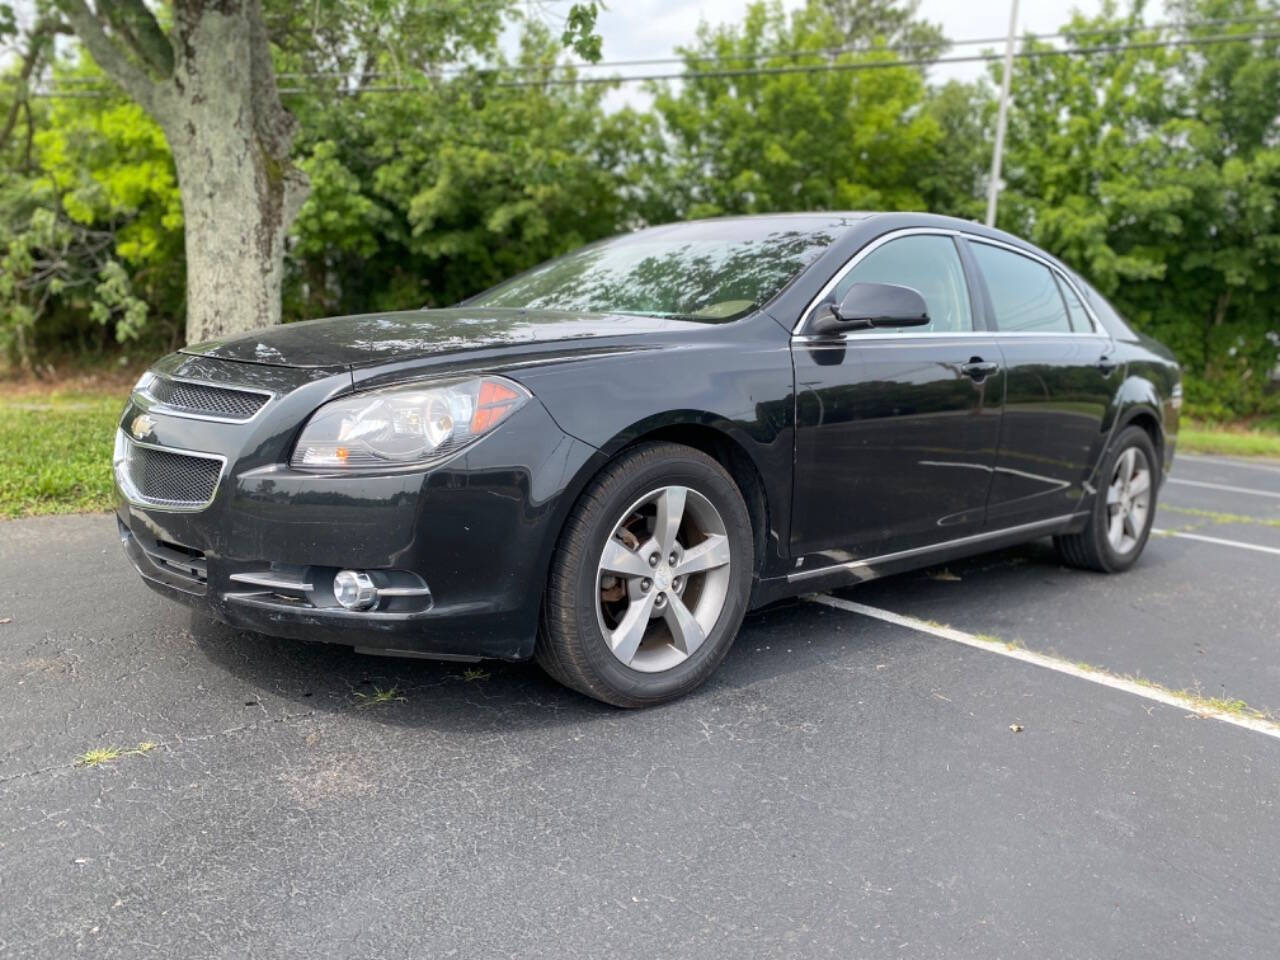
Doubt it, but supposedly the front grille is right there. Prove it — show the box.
[147,377,268,420]
[116,433,224,509]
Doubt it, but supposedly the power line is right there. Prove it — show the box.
[43,13,1280,86]
[275,12,1280,80]
[32,30,1280,99]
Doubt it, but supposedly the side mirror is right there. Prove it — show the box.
[809,282,930,335]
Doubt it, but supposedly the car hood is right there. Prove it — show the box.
[180,307,709,370]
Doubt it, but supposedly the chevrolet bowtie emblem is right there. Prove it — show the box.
[130,414,156,440]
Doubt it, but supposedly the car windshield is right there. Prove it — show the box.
[466,220,842,322]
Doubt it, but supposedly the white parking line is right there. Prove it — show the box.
[1152,528,1280,557]
[1167,477,1280,499]
[808,594,1280,740]
[1179,453,1280,474]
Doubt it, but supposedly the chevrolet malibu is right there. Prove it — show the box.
[115,213,1180,706]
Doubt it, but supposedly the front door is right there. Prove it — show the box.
[790,232,1004,561]
[964,239,1119,528]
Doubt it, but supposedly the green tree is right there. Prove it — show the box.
[286,24,649,318]
[46,0,602,345]
[643,0,944,221]
[996,0,1280,418]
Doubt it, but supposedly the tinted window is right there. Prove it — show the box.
[468,221,840,322]
[1075,275,1136,338]
[971,243,1071,333]
[834,235,973,333]
[1056,275,1092,332]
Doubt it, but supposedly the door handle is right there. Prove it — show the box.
[960,358,999,381]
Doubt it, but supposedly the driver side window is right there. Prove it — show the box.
[833,235,974,333]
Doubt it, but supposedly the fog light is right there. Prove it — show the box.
[334,570,378,611]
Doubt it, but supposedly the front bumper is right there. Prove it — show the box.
[115,353,600,661]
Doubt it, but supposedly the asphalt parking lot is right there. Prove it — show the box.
[2,452,1278,959]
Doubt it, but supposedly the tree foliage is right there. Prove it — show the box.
[643,0,948,221]
[997,0,1280,418]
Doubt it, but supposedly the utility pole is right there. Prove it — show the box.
[986,0,1019,227]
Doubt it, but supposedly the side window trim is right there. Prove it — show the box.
[794,227,977,337]
[1051,268,1102,335]
[955,236,996,332]
[795,227,1111,338]
[1052,272,1082,332]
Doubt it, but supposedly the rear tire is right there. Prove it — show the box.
[537,442,753,707]
[1055,425,1159,573]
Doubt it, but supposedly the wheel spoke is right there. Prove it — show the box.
[1106,483,1124,506]
[661,592,706,657]
[1117,448,1136,485]
[600,537,653,580]
[1129,502,1148,536]
[1108,507,1125,548]
[609,591,658,666]
[1129,470,1150,499]
[674,534,731,576]
[654,486,687,555]
[1123,507,1137,540]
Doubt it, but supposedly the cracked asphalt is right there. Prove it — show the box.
[2,452,1279,959]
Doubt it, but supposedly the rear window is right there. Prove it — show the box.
[1073,274,1137,339]
[970,242,1072,333]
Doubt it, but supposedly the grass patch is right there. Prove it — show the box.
[1179,422,1280,459]
[0,386,125,519]
[354,686,406,708]
[461,668,490,682]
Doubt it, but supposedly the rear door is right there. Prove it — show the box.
[964,238,1120,529]
[790,231,1004,561]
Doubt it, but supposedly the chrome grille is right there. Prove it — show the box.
[116,433,224,510]
[147,377,268,420]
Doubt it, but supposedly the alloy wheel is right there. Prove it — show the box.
[595,485,732,673]
[1106,446,1152,555]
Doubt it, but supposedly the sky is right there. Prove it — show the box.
[537,0,1109,110]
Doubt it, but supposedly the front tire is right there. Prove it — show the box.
[537,442,753,707]
[1055,425,1159,573]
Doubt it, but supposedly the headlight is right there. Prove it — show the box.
[291,375,529,470]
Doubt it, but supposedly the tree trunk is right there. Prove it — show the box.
[56,0,308,345]
[162,4,306,343]
[165,103,298,343]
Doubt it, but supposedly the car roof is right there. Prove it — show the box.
[663,211,1054,262]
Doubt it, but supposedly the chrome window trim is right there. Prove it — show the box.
[135,373,275,424]
[791,330,1112,344]
[793,226,1106,338]
[787,513,1085,583]
[114,430,228,514]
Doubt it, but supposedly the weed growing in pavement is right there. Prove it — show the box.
[354,687,406,708]
[75,741,158,767]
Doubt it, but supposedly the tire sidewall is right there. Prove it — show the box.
[1091,426,1160,572]
[568,450,753,704]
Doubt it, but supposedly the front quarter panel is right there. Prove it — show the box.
[504,316,797,579]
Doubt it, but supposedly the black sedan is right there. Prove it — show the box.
[115,213,1181,706]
